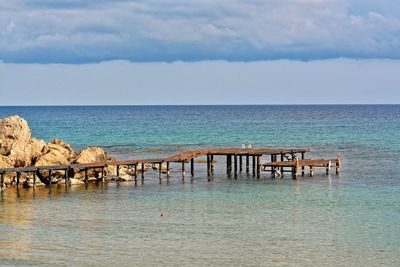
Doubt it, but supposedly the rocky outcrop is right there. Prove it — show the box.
[34,139,74,167]
[30,138,48,161]
[0,115,32,167]
[74,147,110,164]
[34,149,70,167]
[48,138,75,161]
[0,115,140,187]
[0,154,13,168]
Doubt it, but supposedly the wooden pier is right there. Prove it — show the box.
[263,155,341,179]
[0,147,341,190]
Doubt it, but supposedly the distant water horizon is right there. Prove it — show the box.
[1,104,400,266]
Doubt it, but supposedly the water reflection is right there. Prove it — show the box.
[0,172,398,266]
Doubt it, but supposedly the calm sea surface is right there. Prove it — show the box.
[0,105,399,266]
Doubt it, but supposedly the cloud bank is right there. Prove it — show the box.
[1,59,399,104]
[1,0,400,63]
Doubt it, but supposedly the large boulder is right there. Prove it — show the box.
[34,138,73,167]
[74,147,110,164]
[34,149,70,166]
[30,138,48,162]
[0,115,32,166]
[48,138,75,161]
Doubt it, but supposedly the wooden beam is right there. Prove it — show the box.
[252,155,256,176]
[210,155,214,173]
[16,172,20,188]
[65,168,69,185]
[134,164,137,182]
[234,155,238,177]
[181,161,185,177]
[166,162,170,177]
[239,155,243,172]
[293,159,299,180]
[227,155,232,174]
[246,155,249,173]
[0,173,4,191]
[326,161,331,175]
[190,158,194,176]
[48,170,52,187]
[207,155,211,177]
[336,154,341,174]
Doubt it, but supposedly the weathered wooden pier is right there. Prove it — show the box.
[0,147,341,190]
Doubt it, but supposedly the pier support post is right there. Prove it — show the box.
[271,155,277,175]
[207,155,211,177]
[166,162,170,177]
[239,155,243,172]
[141,163,145,180]
[134,164,137,182]
[292,160,299,180]
[301,152,305,176]
[84,168,88,184]
[159,163,162,180]
[16,172,20,188]
[336,155,341,175]
[227,155,232,174]
[210,155,214,173]
[181,161,185,177]
[116,165,120,177]
[326,161,331,175]
[256,156,261,178]
[48,170,52,187]
[246,155,249,173]
[234,155,238,178]
[0,173,4,191]
[33,172,36,187]
[252,155,256,176]
[65,168,69,185]
[190,158,194,176]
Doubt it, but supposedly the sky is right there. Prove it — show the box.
[0,0,400,104]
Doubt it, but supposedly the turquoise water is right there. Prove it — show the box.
[0,105,400,266]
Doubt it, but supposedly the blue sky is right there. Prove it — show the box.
[0,0,399,104]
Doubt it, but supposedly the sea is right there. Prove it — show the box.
[0,105,399,266]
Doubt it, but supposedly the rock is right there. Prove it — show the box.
[0,115,32,167]
[30,138,48,162]
[70,178,85,185]
[35,149,70,166]
[74,147,110,164]
[48,138,75,161]
[58,178,85,185]
[105,165,134,181]
[72,147,110,180]
[35,138,74,168]
[0,154,13,168]
[116,174,134,182]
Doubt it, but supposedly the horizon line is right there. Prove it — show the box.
[1,104,399,107]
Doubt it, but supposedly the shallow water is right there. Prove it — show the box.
[0,105,400,266]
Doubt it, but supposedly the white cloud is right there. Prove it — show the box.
[0,0,400,62]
